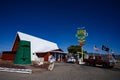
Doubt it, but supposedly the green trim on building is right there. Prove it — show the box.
[14,40,31,64]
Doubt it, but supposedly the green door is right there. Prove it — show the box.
[14,40,31,64]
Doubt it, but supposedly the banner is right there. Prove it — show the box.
[102,45,109,52]
[93,45,99,51]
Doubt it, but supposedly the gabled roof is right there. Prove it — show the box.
[17,31,59,53]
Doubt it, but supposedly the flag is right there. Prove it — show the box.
[102,45,109,52]
[94,45,99,51]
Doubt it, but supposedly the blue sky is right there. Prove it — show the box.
[0,0,120,54]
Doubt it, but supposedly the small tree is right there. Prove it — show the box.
[67,45,81,59]
[67,45,87,59]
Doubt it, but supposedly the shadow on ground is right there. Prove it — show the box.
[81,64,120,72]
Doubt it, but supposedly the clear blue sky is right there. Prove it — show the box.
[0,0,120,54]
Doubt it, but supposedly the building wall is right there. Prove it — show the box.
[12,35,20,51]
[44,52,50,61]
[36,52,67,62]
[1,51,16,61]
[36,52,50,61]
[0,35,19,61]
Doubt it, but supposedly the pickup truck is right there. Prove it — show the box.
[83,55,116,68]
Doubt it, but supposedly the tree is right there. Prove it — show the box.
[67,45,82,54]
[67,45,87,58]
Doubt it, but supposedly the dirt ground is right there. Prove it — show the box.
[0,62,120,80]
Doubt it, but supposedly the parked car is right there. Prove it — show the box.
[67,57,76,63]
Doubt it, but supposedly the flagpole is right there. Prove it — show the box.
[107,40,110,60]
[93,45,95,57]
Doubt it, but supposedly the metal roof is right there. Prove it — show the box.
[17,31,59,60]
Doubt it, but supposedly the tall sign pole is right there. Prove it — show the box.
[76,27,88,63]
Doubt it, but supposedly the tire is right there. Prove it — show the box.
[85,62,89,66]
[102,63,106,68]
[109,66,114,68]
[102,63,108,68]
[92,63,96,67]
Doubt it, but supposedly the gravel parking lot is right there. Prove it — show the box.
[0,62,120,80]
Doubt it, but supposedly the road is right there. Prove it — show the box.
[0,62,120,80]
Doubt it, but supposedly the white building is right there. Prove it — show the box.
[12,31,59,61]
